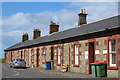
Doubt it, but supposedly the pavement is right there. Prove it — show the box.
[28,66,93,78]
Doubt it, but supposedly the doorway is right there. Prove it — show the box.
[36,49,40,67]
[51,47,54,60]
[88,41,95,74]
[24,51,26,61]
[11,52,12,61]
[21,51,23,59]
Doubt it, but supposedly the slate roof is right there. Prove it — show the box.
[4,15,120,51]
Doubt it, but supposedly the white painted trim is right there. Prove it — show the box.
[109,40,116,67]
[75,44,79,65]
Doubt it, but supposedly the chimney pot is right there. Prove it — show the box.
[80,9,83,13]
[80,9,86,14]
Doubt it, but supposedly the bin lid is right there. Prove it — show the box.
[45,61,51,63]
[90,62,107,64]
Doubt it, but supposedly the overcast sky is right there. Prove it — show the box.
[1,1,119,59]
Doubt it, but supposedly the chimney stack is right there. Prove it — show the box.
[22,33,29,42]
[49,21,59,34]
[78,9,87,26]
[33,28,41,39]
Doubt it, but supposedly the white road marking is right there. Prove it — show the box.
[13,70,19,75]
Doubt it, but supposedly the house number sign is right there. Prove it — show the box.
[103,50,107,54]
[95,50,100,54]
[85,51,88,59]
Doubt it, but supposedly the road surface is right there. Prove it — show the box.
[2,63,68,78]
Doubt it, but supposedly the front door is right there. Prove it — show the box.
[11,52,12,61]
[21,51,23,59]
[88,42,95,74]
[36,49,40,67]
[51,47,54,60]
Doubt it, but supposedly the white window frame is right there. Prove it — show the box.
[42,48,46,63]
[31,50,34,63]
[75,44,79,65]
[57,47,61,64]
[109,39,116,67]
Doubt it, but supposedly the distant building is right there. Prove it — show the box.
[4,9,120,78]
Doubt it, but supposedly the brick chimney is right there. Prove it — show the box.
[49,21,59,34]
[22,33,29,42]
[78,9,87,26]
[33,28,41,39]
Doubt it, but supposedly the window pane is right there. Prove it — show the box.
[110,39,116,51]
[112,53,116,64]
[42,48,46,62]
[75,45,78,54]
[58,56,60,64]
[58,47,60,55]
[75,44,79,65]
[75,55,78,65]
[109,39,116,66]
[58,47,61,64]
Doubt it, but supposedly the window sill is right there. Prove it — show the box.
[57,64,61,66]
[73,65,79,67]
[107,67,118,70]
[42,62,45,64]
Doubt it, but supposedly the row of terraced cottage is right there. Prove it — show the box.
[4,9,120,78]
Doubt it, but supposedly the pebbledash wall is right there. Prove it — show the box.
[4,9,120,78]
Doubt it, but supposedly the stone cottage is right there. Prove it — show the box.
[4,9,120,78]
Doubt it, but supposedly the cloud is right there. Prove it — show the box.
[3,30,24,37]
[3,13,31,29]
[2,9,78,37]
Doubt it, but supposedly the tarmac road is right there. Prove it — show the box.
[2,63,68,78]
